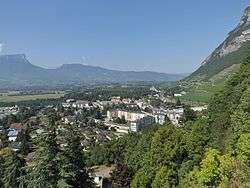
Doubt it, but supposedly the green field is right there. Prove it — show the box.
[0,93,64,103]
[180,82,225,104]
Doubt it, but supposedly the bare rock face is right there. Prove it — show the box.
[186,7,250,82]
[219,9,250,57]
[204,7,250,64]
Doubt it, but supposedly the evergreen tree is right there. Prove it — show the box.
[176,97,181,106]
[58,125,94,188]
[0,131,8,148]
[24,119,59,188]
[2,150,26,188]
[0,154,4,187]
[17,125,32,156]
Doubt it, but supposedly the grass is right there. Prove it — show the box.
[180,63,238,104]
[0,93,64,103]
[180,82,225,105]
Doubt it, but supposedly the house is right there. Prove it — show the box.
[8,130,19,142]
[66,99,75,103]
[90,165,115,188]
[174,93,182,97]
[98,101,114,110]
[150,86,160,93]
[165,108,184,125]
[8,123,24,142]
[62,116,76,125]
[111,96,121,104]
[0,106,19,120]
[62,102,71,108]
[122,98,132,104]
[72,100,90,109]
[191,105,208,112]
[9,123,23,132]
[104,121,130,134]
[134,99,144,108]
[154,113,166,125]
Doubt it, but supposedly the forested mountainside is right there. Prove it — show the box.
[87,52,250,187]
[185,7,250,83]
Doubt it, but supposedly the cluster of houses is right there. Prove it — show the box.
[0,87,207,151]
[0,106,19,120]
[104,106,189,133]
[60,91,207,135]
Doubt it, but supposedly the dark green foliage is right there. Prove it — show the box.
[2,151,25,188]
[86,125,160,167]
[113,116,127,124]
[58,125,94,188]
[66,86,153,102]
[86,51,250,188]
[176,97,181,106]
[23,125,59,188]
[17,126,32,156]
[208,55,250,151]
[180,106,197,123]
[110,164,133,188]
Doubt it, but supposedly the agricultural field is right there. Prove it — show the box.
[0,92,64,103]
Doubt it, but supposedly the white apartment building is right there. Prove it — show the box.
[106,110,155,132]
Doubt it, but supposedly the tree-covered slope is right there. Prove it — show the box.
[86,52,250,187]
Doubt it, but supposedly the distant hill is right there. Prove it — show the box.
[0,54,184,89]
[185,6,250,83]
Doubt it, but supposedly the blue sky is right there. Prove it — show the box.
[0,0,249,73]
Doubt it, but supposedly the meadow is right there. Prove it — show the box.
[0,93,64,103]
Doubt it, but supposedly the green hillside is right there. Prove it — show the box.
[86,51,250,187]
[186,42,250,82]
[185,7,250,85]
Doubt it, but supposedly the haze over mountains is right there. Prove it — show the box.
[0,54,185,88]
[186,6,250,83]
[1,7,250,89]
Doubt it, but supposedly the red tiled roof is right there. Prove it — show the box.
[10,123,23,131]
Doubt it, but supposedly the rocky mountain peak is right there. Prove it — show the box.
[0,54,31,65]
[239,6,250,25]
[244,6,250,16]
[201,7,250,65]
[185,6,250,82]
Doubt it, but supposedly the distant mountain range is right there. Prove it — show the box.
[0,54,185,89]
[185,6,250,83]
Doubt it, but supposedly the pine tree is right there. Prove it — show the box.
[17,125,32,156]
[58,125,94,188]
[24,119,59,188]
[176,97,181,106]
[0,131,8,148]
[0,155,4,187]
[2,150,26,188]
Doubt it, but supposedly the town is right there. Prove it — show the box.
[0,85,207,152]
[0,85,208,187]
